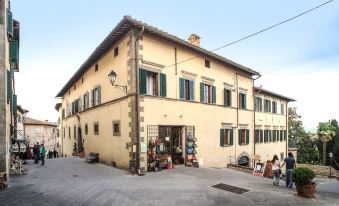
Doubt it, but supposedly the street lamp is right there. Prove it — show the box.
[329,152,333,178]
[108,70,127,94]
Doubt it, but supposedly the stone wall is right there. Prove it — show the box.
[297,163,339,177]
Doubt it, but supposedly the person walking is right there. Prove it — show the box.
[281,152,296,188]
[40,144,46,166]
[272,155,281,186]
[34,143,40,164]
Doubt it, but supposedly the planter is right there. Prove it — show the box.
[296,182,316,198]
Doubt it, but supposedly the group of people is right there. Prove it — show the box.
[271,152,296,188]
[32,143,46,166]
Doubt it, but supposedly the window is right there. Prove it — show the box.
[74,126,76,140]
[273,129,278,142]
[91,86,101,107]
[85,124,88,135]
[224,89,232,107]
[281,103,284,115]
[238,129,249,145]
[200,83,216,104]
[179,78,194,100]
[114,47,119,57]
[68,127,71,139]
[279,130,283,141]
[272,101,277,114]
[264,129,271,143]
[94,122,99,135]
[95,63,98,72]
[83,92,89,110]
[73,98,81,113]
[139,69,166,97]
[220,128,234,146]
[264,99,271,112]
[7,9,13,36]
[239,93,247,109]
[62,109,65,119]
[205,59,210,68]
[112,121,120,136]
[255,130,263,143]
[255,97,262,111]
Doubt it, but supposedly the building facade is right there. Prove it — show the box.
[0,0,20,180]
[24,117,57,152]
[56,16,294,172]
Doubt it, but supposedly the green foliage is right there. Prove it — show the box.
[297,133,320,164]
[292,167,315,186]
[288,107,306,148]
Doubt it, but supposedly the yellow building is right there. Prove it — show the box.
[56,16,295,172]
[0,0,20,182]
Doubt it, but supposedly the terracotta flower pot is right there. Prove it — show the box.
[296,182,316,198]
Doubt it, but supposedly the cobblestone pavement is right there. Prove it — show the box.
[1,157,338,206]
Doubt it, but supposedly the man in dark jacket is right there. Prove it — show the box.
[281,152,296,188]
[33,143,40,164]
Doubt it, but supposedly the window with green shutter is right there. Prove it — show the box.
[7,9,13,36]
[239,93,246,109]
[180,78,194,100]
[7,70,12,104]
[284,130,287,141]
[260,130,264,143]
[212,86,216,104]
[280,130,283,141]
[269,130,273,142]
[13,94,17,116]
[9,40,19,63]
[238,129,248,145]
[160,73,167,97]
[200,82,204,102]
[220,128,233,146]
[201,83,214,104]
[224,89,232,107]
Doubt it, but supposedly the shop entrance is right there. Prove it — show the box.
[158,126,184,164]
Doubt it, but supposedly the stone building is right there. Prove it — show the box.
[56,16,295,172]
[0,0,20,180]
[24,117,57,152]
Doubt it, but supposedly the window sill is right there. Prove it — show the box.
[221,145,233,147]
[239,144,249,146]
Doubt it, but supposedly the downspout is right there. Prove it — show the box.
[175,47,178,99]
[235,73,239,163]
[285,102,288,157]
[252,74,261,166]
[134,26,144,175]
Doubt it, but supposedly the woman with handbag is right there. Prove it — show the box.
[271,155,281,186]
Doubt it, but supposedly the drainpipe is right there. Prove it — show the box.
[134,26,144,175]
[235,73,239,163]
[252,74,261,166]
[285,102,288,157]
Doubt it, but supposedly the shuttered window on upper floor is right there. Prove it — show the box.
[224,89,232,107]
[239,93,246,109]
[9,40,19,64]
[91,86,101,107]
[7,70,12,104]
[264,99,271,112]
[220,128,234,146]
[238,129,249,145]
[139,68,166,97]
[281,103,284,115]
[7,9,13,36]
[83,92,89,110]
[200,83,216,104]
[180,78,194,101]
[255,97,262,111]
[272,101,277,114]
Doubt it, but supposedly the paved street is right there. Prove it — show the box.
[1,157,338,206]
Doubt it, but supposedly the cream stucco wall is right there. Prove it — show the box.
[25,124,57,152]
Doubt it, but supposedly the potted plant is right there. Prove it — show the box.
[292,167,316,198]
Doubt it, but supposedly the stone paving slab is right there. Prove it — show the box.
[0,157,338,206]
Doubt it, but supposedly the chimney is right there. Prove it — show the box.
[188,33,200,47]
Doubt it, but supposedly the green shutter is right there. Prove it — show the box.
[200,83,204,102]
[7,70,12,104]
[224,89,227,106]
[9,40,19,63]
[244,94,247,109]
[238,130,242,145]
[246,129,250,145]
[269,130,272,142]
[220,129,225,147]
[284,130,287,141]
[78,98,82,112]
[91,89,94,107]
[139,69,147,94]
[179,78,185,99]
[264,100,267,112]
[189,80,194,100]
[230,129,234,145]
[212,86,216,104]
[160,73,167,97]
[13,95,17,116]
[7,9,13,36]
[97,86,101,104]
[280,130,283,141]
[260,130,264,143]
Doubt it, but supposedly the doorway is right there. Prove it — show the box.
[158,126,184,164]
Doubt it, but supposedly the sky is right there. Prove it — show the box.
[11,0,339,130]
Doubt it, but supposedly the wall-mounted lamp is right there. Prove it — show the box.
[108,70,127,94]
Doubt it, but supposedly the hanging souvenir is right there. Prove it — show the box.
[187,133,193,141]
[187,141,193,147]
[193,144,198,148]
[187,147,193,154]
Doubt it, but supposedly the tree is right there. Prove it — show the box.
[288,107,306,148]
[317,122,335,165]
[297,132,320,164]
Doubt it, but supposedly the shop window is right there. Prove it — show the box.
[205,59,210,68]
[220,128,233,146]
[179,78,194,100]
[239,93,247,109]
[255,97,262,111]
[224,89,232,107]
[114,47,119,57]
[112,121,120,136]
[94,122,99,135]
[91,86,101,107]
[200,83,216,104]
[238,129,249,145]
[264,99,271,112]
[85,124,88,135]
